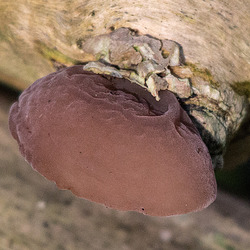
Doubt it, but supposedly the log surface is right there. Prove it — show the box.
[0,0,249,90]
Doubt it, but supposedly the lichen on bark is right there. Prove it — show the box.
[81,28,248,168]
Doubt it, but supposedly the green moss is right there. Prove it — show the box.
[172,12,196,24]
[95,49,110,61]
[231,81,250,98]
[185,62,219,87]
[214,234,235,250]
[133,45,140,52]
[35,41,79,66]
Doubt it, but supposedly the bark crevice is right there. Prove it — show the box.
[80,28,248,168]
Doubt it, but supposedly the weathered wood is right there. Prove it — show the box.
[0,0,249,90]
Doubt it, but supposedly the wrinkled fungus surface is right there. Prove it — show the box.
[9,65,216,216]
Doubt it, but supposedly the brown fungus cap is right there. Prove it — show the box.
[9,65,216,216]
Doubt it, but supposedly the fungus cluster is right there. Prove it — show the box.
[9,65,216,216]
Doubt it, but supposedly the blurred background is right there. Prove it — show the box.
[0,0,250,249]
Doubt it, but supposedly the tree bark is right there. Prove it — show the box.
[0,0,249,168]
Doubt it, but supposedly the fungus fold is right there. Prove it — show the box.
[9,65,217,216]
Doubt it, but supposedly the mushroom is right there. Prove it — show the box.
[9,65,216,216]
